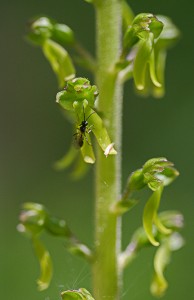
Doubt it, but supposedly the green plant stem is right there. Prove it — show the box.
[93,1,123,299]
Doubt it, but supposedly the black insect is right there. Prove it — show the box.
[74,107,95,148]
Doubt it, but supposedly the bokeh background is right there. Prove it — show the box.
[1,0,193,299]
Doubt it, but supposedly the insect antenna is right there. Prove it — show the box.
[82,105,86,122]
[82,105,96,122]
[86,111,96,121]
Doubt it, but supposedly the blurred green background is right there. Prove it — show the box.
[1,0,193,299]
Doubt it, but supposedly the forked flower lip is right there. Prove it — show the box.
[104,143,117,157]
[84,155,95,164]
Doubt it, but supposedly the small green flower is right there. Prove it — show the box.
[61,288,95,300]
[18,202,93,290]
[112,157,179,216]
[121,13,180,97]
[27,16,76,87]
[18,202,47,236]
[56,77,117,164]
[122,13,163,57]
[28,16,75,46]
[128,157,179,192]
[56,77,98,111]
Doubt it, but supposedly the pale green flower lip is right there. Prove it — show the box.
[104,143,117,157]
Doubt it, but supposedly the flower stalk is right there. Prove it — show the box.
[93,1,123,299]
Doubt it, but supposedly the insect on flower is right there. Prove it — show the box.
[73,106,95,148]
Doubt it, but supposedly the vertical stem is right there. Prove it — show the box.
[93,1,123,299]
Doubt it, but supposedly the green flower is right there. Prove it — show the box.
[122,13,180,97]
[28,16,75,46]
[56,77,117,165]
